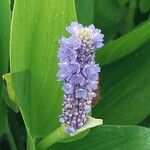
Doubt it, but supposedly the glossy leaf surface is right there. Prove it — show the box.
[50,126,150,150]
[10,0,76,139]
[93,42,150,125]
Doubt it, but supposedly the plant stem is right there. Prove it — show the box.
[36,126,69,150]
[5,118,17,150]
[8,110,26,150]
[125,0,137,33]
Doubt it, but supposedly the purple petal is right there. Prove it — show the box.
[82,64,100,80]
[58,47,77,63]
[88,92,96,100]
[88,25,104,49]
[56,68,67,81]
[87,80,98,91]
[84,105,91,113]
[66,127,75,134]
[59,36,81,50]
[62,83,73,94]
[69,73,85,86]
[64,62,80,74]
[66,22,83,36]
[75,88,87,99]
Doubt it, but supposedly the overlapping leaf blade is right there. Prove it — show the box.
[94,0,122,27]
[96,21,150,66]
[94,0,123,41]
[75,0,94,25]
[7,1,150,150]
[50,126,150,150]
[139,0,150,13]
[10,0,76,139]
[93,42,150,125]
[117,0,130,6]
[0,0,10,137]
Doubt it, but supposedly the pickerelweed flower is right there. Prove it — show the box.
[57,22,104,135]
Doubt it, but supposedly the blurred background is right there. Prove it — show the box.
[76,0,150,126]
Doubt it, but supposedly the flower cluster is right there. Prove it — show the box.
[57,22,104,134]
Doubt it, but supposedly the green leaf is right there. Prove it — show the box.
[0,0,10,137]
[140,115,150,128]
[94,0,122,27]
[118,0,129,6]
[0,97,7,137]
[10,0,90,145]
[75,0,94,25]
[139,0,150,13]
[50,126,150,150]
[96,21,150,66]
[94,0,123,42]
[93,42,150,125]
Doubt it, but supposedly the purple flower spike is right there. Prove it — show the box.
[57,22,104,135]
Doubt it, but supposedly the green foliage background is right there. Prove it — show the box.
[0,0,150,150]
